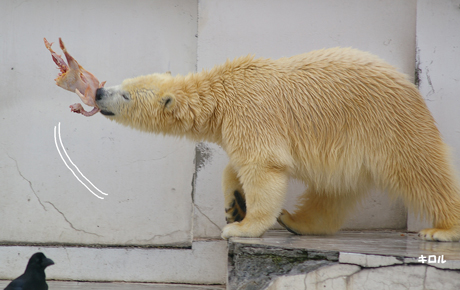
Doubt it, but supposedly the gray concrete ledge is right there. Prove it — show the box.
[0,281,225,290]
[0,240,227,284]
[228,230,460,290]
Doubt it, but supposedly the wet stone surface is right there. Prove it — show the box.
[228,230,460,290]
[228,242,338,290]
[231,230,460,260]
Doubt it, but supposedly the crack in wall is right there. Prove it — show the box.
[303,274,308,290]
[425,67,436,97]
[144,230,184,244]
[191,142,221,237]
[422,264,428,289]
[124,230,190,247]
[415,47,421,88]
[194,203,222,231]
[6,153,47,211]
[323,267,362,282]
[45,201,102,237]
[190,167,197,237]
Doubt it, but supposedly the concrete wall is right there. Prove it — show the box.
[0,0,198,247]
[408,0,460,231]
[416,0,460,170]
[1,0,459,284]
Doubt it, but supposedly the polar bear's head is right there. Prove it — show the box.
[95,72,189,133]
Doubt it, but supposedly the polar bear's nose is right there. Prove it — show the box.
[96,88,104,101]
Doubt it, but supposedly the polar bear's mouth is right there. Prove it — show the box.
[100,110,115,116]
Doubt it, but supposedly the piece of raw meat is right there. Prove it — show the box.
[44,37,105,116]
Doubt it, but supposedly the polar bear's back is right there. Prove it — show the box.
[218,48,445,196]
[275,48,435,147]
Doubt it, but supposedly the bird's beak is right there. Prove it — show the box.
[43,258,55,268]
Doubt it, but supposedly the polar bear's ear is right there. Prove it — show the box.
[161,94,176,111]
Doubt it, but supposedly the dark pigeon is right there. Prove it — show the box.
[4,252,54,290]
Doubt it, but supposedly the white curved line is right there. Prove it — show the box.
[58,123,108,196]
[54,124,105,199]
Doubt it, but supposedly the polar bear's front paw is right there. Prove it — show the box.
[221,222,240,239]
[221,222,265,239]
[418,228,460,242]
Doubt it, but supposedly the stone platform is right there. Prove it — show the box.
[228,230,460,290]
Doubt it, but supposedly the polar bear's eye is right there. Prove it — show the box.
[122,93,129,100]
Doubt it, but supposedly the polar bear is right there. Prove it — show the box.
[95,48,460,241]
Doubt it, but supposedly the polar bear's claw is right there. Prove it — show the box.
[277,210,301,235]
[418,227,460,242]
[225,190,246,224]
